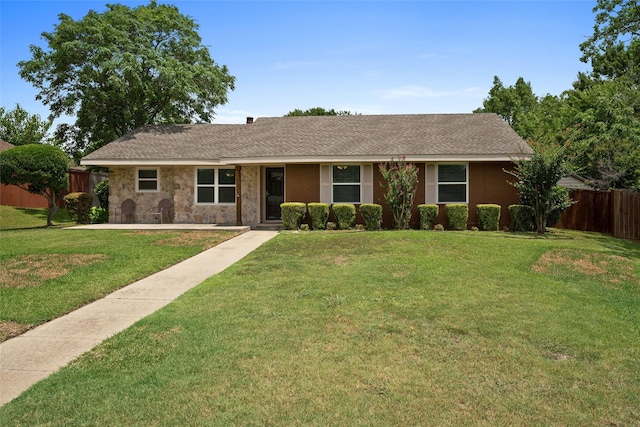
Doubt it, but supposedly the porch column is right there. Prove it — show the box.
[235,165,242,226]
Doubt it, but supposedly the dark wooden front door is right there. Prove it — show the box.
[265,167,285,220]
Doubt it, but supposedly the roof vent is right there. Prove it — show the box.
[246,117,254,124]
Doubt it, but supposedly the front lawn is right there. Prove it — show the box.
[0,227,238,340]
[1,230,639,425]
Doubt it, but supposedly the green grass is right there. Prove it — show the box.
[0,205,75,230]
[1,230,639,425]
[0,222,238,340]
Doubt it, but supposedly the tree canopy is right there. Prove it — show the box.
[18,1,235,158]
[0,104,51,146]
[285,107,358,116]
[475,0,640,190]
[0,144,69,226]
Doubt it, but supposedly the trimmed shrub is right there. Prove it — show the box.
[94,180,109,210]
[64,192,93,224]
[509,204,535,232]
[307,203,329,230]
[445,204,468,230]
[90,206,109,224]
[280,202,307,230]
[477,204,501,231]
[434,224,445,231]
[418,204,439,230]
[360,204,382,230]
[326,221,337,231]
[332,204,356,230]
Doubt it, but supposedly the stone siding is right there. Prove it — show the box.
[109,165,260,225]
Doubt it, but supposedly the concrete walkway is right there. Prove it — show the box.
[0,230,278,407]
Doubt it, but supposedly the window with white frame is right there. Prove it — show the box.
[332,164,361,203]
[437,163,468,203]
[196,168,236,204]
[137,168,158,192]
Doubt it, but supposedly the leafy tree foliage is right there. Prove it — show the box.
[379,156,419,230]
[285,107,358,116]
[476,1,640,190]
[579,0,640,82]
[473,76,539,140]
[505,144,574,234]
[0,104,51,146]
[0,144,69,226]
[18,1,235,157]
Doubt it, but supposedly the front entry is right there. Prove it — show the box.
[265,167,285,220]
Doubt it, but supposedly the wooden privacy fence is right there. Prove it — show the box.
[557,189,640,241]
[0,170,108,209]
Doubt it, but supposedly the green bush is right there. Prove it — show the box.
[94,180,109,210]
[307,203,329,230]
[477,204,501,231]
[360,204,382,230]
[332,204,356,230]
[418,204,439,230]
[90,206,109,224]
[280,202,307,230]
[508,204,535,232]
[445,204,468,230]
[64,192,93,224]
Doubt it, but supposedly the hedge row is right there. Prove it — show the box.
[281,202,536,232]
[280,203,383,231]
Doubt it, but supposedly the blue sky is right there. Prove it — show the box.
[1,0,596,125]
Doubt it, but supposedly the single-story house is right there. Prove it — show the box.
[81,113,533,229]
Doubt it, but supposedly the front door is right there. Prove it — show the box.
[265,167,285,220]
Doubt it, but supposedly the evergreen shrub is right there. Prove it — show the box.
[332,204,356,230]
[359,204,382,230]
[508,204,535,232]
[418,204,439,230]
[64,192,93,224]
[307,203,329,230]
[477,204,501,231]
[445,204,468,230]
[280,202,307,230]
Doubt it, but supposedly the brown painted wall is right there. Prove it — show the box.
[285,164,320,203]
[283,161,518,229]
[430,162,519,229]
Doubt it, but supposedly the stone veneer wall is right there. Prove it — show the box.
[109,165,260,225]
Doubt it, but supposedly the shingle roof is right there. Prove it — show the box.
[82,113,532,165]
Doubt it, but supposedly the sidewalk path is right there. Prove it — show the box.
[0,230,278,407]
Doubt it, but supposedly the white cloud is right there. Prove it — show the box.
[376,85,484,100]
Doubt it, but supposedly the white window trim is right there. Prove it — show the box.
[194,167,236,205]
[436,162,469,204]
[331,164,362,204]
[136,167,159,193]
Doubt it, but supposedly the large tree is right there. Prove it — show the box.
[18,1,235,157]
[0,104,51,146]
[285,107,358,116]
[579,0,640,82]
[0,144,69,226]
[473,76,541,141]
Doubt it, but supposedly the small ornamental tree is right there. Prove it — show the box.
[0,144,69,226]
[505,144,574,234]
[379,156,419,230]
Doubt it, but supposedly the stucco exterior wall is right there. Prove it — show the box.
[109,165,260,225]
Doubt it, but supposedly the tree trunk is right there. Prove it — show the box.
[46,190,58,227]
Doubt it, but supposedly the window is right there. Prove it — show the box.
[332,164,361,203]
[137,168,158,192]
[196,168,236,204]
[437,163,467,203]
